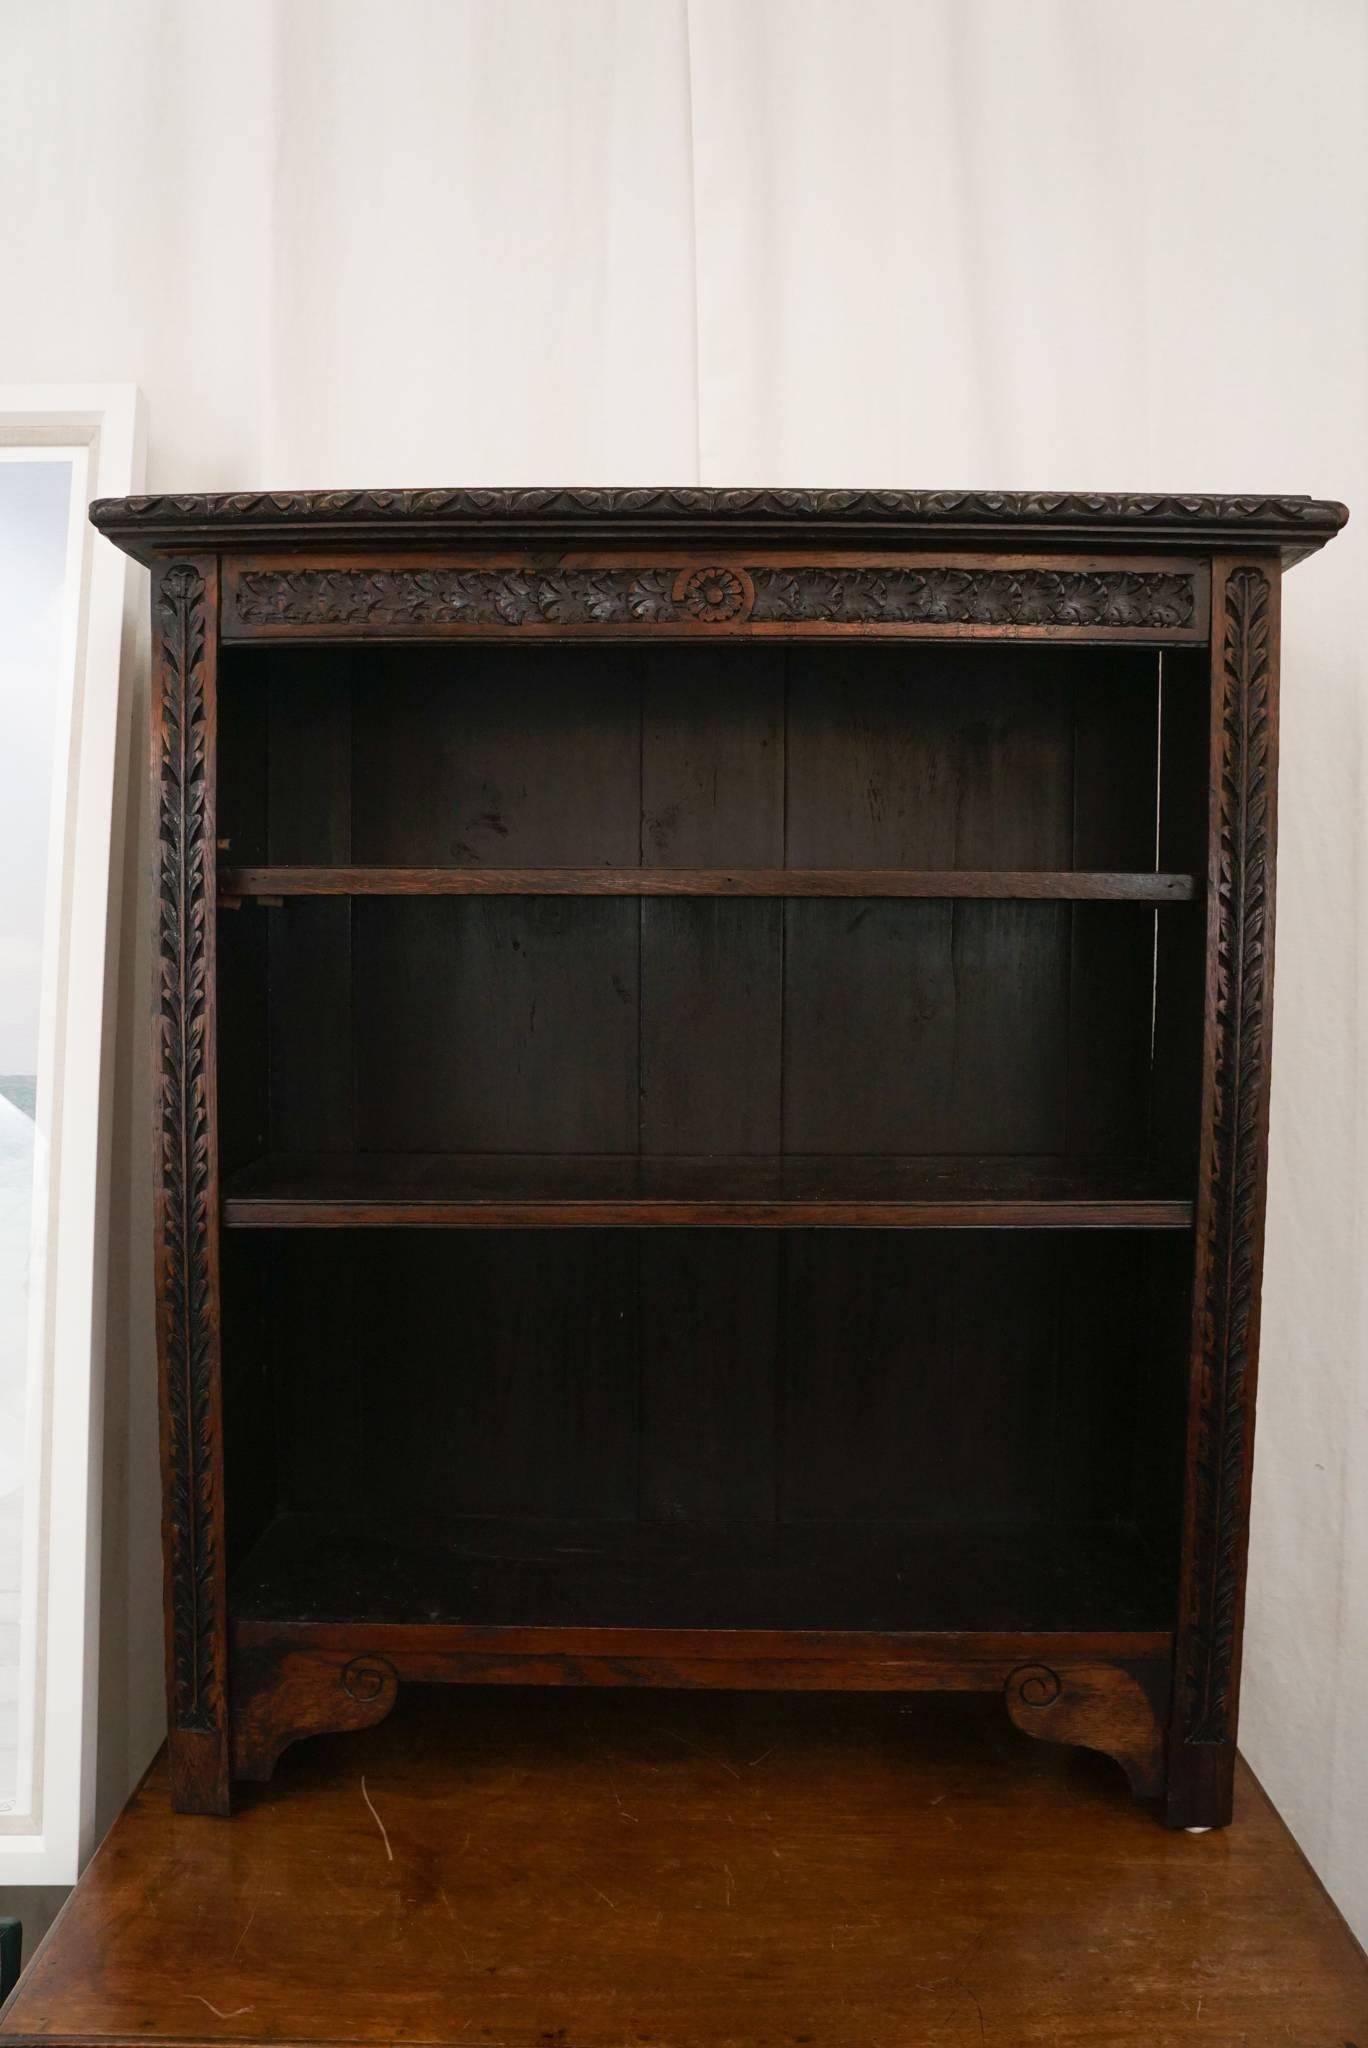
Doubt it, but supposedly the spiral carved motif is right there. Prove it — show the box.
[341,1655,397,1705]
[1008,1664,1063,1710]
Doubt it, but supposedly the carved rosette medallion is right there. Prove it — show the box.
[1183,564,1273,1748]
[231,563,1196,633]
[156,561,220,1735]
[672,564,755,622]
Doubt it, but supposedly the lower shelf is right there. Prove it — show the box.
[230,1510,1176,1636]
[220,1152,1194,1228]
[224,1519,1176,1803]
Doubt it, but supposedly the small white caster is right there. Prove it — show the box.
[1184,1825,1213,1834]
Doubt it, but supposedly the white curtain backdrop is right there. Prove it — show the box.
[3,0,1365,1936]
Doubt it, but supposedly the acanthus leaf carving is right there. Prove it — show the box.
[156,559,220,1736]
[231,563,1196,634]
[91,485,1347,535]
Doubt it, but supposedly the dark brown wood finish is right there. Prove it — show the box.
[100,486,1343,1827]
[218,1152,1193,1228]
[215,550,1213,644]
[6,1692,1368,2048]
[1167,557,1281,1828]
[225,1620,1171,1788]
[150,556,231,1816]
[220,864,1197,899]
[91,484,1347,561]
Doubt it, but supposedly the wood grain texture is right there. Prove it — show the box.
[6,1690,1367,2048]
[151,557,231,1817]
[220,864,1198,900]
[227,1514,1177,1635]
[217,1151,1194,1229]
[1003,1659,1165,1797]
[1168,560,1280,1829]
[224,1625,1169,1788]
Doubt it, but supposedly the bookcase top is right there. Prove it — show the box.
[90,485,1347,566]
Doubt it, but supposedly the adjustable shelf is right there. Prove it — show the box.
[219,865,1198,903]
[220,1150,1194,1229]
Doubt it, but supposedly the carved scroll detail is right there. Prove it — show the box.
[1005,1663,1165,1798]
[231,563,1194,633]
[231,1649,400,1784]
[1183,565,1273,1746]
[157,561,219,1735]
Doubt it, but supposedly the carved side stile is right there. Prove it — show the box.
[153,556,230,1812]
[1169,560,1278,1822]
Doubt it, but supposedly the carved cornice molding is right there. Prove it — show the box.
[90,486,1348,568]
[94,484,1346,527]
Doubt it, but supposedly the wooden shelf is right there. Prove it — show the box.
[230,1509,1177,1636]
[220,1151,1194,1229]
[219,864,1198,903]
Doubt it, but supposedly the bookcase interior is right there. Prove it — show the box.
[213,635,1206,1640]
[221,1226,1190,1635]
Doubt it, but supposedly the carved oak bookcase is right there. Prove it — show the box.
[91,486,1345,1828]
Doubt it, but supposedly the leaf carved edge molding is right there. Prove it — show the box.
[231,563,1199,633]
[93,485,1346,532]
[155,560,221,1737]
[1181,563,1274,1750]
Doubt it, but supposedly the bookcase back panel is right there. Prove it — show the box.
[222,1227,1188,1565]
[217,642,1168,874]
[232,894,1161,1160]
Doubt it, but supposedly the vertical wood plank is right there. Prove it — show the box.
[782,647,1078,1155]
[640,648,785,867]
[151,554,231,1814]
[350,648,641,867]
[638,1234,779,1525]
[352,898,639,1153]
[640,902,782,1153]
[268,655,355,1153]
[359,1235,639,1522]
[1167,557,1280,1829]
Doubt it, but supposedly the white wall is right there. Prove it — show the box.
[2,0,1364,1936]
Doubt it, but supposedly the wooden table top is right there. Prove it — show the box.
[3,1687,1366,2047]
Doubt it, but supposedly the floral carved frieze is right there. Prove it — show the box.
[230,562,1199,635]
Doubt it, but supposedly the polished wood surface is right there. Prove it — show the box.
[5,1688,1367,2047]
[219,1151,1194,1229]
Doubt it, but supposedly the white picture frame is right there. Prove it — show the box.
[0,385,145,1884]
